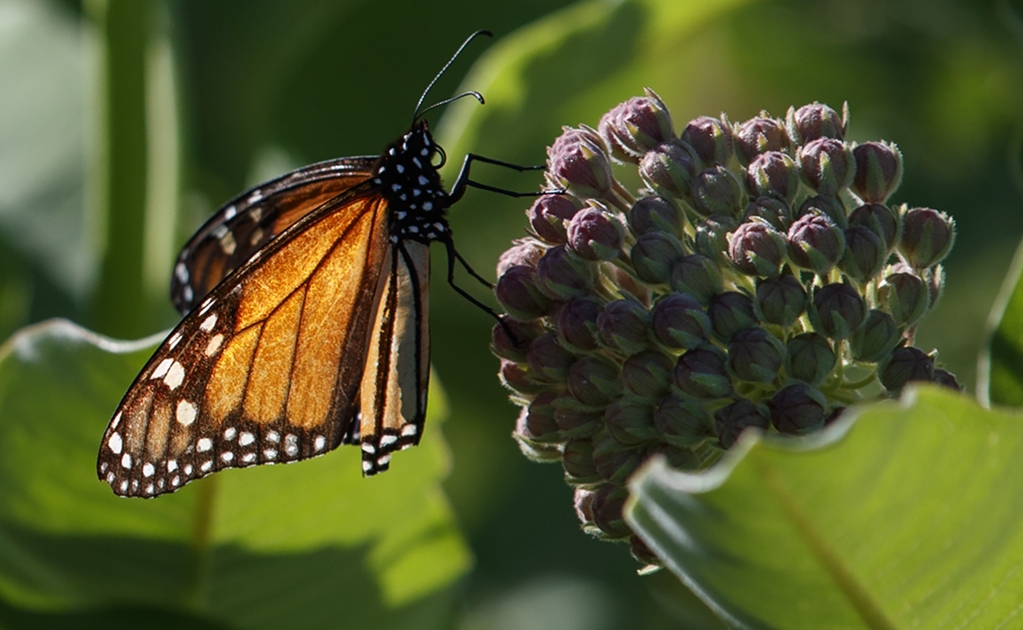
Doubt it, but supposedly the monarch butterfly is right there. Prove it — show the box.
[97,31,532,498]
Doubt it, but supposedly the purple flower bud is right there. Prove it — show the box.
[769,383,828,434]
[573,486,596,526]
[695,215,739,264]
[851,141,903,203]
[728,327,785,383]
[708,291,758,342]
[745,151,801,205]
[839,225,888,284]
[785,332,836,387]
[597,299,651,354]
[756,273,807,327]
[787,212,846,276]
[567,355,622,406]
[727,218,787,277]
[605,399,659,445]
[630,231,685,284]
[796,194,848,229]
[675,344,733,398]
[809,283,866,340]
[639,140,701,198]
[848,203,899,252]
[798,137,855,196]
[526,332,576,383]
[681,115,734,166]
[491,317,544,362]
[927,265,945,309]
[598,89,675,162]
[932,368,962,391]
[850,309,901,363]
[734,114,791,166]
[878,271,929,327]
[590,483,631,539]
[547,126,614,199]
[630,535,660,567]
[788,102,847,143]
[495,265,553,320]
[514,430,563,463]
[654,395,715,447]
[514,392,562,444]
[898,207,956,269]
[535,245,597,300]
[650,293,712,350]
[670,254,724,305]
[691,165,744,218]
[628,195,684,236]
[496,239,546,276]
[553,393,605,438]
[562,438,600,483]
[714,398,769,448]
[567,205,625,261]
[557,297,604,351]
[877,346,934,396]
[743,195,792,231]
[528,194,581,244]
[592,433,646,484]
[499,360,545,396]
[621,350,674,399]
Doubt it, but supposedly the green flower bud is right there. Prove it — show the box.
[605,399,659,445]
[495,265,553,320]
[653,395,715,447]
[567,205,625,261]
[650,293,712,350]
[708,291,758,342]
[785,332,836,386]
[877,346,934,396]
[927,265,945,309]
[796,194,848,229]
[878,271,928,327]
[734,114,791,165]
[898,207,956,269]
[839,225,888,284]
[787,102,847,143]
[598,88,675,162]
[849,203,899,252]
[499,360,545,396]
[528,194,581,244]
[745,151,801,205]
[557,297,604,352]
[547,126,614,199]
[515,393,562,444]
[770,383,828,434]
[850,309,901,362]
[597,299,651,355]
[629,535,660,567]
[714,398,769,448]
[514,432,563,463]
[787,212,846,276]
[932,368,962,391]
[639,140,701,198]
[591,483,631,539]
[629,195,684,236]
[681,115,734,166]
[798,137,855,196]
[562,438,601,484]
[553,393,604,438]
[593,432,647,483]
[675,344,733,398]
[535,245,597,299]
[743,195,792,231]
[756,273,807,327]
[695,215,739,264]
[631,231,685,284]
[670,254,724,305]
[809,283,867,340]
[527,332,576,383]
[728,327,785,383]
[727,218,787,277]
[491,317,544,362]
[691,165,744,218]
[567,355,622,406]
[621,350,675,399]
[851,141,903,203]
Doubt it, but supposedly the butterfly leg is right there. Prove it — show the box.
[447,153,547,203]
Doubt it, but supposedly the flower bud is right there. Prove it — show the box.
[787,212,845,276]
[850,309,901,362]
[528,194,581,244]
[605,399,659,445]
[898,207,955,269]
[629,195,684,236]
[675,344,733,398]
[597,299,651,354]
[839,225,887,284]
[708,291,758,342]
[746,151,801,205]
[527,332,576,383]
[567,356,622,406]
[848,203,899,252]
[756,273,807,327]
[630,535,660,567]
[734,114,790,165]
[670,254,724,305]
[514,433,563,463]
[727,218,787,277]
[574,486,597,526]
[932,368,962,391]
[598,89,675,162]
[621,350,674,399]
[787,102,847,143]
[535,245,597,300]
[798,137,854,196]
[553,393,604,438]
[499,359,545,396]
[691,165,744,218]
[496,239,546,276]
[557,297,604,351]
[743,195,792,231]
[714,398,769,448]
[514,392,562,444]
[631,231,685,284]
[809,283,866,340]
[562,438,601,484]
[492,317,544,362]
[851,141,902,203]
[786,332,836,386]
[695,215,739,264]
[654,395,715,447]
[650,293,712,350]
[547,126,614,199]
[796,195,848,229]
[495,265,553,320]
[681,115,734,166]
[877,346,934,395]
[878,272,928,327]
[728,327,785,383]
[769,383,828,434]
[927,265,945,309]
[639,140,701,198]
[592,433,646,483]
[590,483,632,539]
[567,205,625,261]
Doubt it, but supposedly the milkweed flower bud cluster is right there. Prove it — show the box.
[492,91,960,563]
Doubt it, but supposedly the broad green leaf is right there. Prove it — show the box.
[0,320,470,629]
[980,237,1023,407]
[626,387,1023,629]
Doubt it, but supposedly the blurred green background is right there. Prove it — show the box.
[2,0,1022,627]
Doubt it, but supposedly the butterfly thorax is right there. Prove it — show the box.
[373,121,451,244]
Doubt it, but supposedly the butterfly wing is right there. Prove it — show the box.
[171,157,377,314]
[99,186,392,497]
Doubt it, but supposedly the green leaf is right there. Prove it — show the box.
[980,239,1023,407]
[0,320,470,629]
[626,386,1023,629]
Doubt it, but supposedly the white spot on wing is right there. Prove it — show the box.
[313,435,326,452]
[121,453,133,469]
[242,452,256,464]
[220,231,237,255]
[143,463,154,477]
[151,358,173,380]
[176,400,197,426]
[108,432,123,454]
[224,205,237,220]
[197,437,212,452]
[221,451,234,462]
[200,314,217,332]
[284,434,298,457]
[205,334,224,357]
[380,434,397,448]
[167,460,178,472]
[200,460,213,472]
[239,432,255,446]
[224,427,237,440]
[267,431,280,443]
[401,424,418,437]
[164,361,186,390]
[264,448,278,460]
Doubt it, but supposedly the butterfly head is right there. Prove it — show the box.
[374,121,451,243]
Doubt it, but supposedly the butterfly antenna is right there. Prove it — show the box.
[412,29,493,123]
